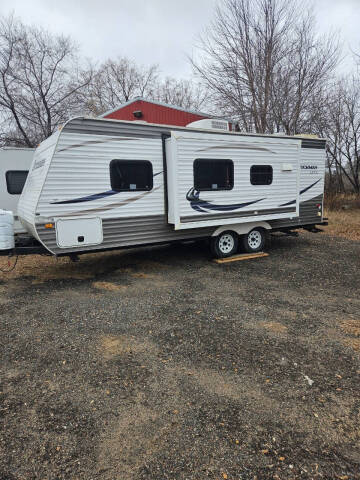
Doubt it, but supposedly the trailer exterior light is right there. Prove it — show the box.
[45,223,54,229]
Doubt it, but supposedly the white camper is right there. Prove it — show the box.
[0,147,34,234]
[14,117,326,259]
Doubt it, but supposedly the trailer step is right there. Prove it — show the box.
[214,252,269,264]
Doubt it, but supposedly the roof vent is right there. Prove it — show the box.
[186,118,229,131]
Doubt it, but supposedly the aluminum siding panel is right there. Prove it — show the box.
[299,147,325,203]
[0,148,34,234]
[37,215,215,255]
[171,131,300,228]
[299,194,323,223]
[35,132,165,221]
[268,194,323,229]
[269,145,326,229]
[17,132,60,239]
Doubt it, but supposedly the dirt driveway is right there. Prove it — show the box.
[1,232,359,480]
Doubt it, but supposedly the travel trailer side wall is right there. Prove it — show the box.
[16,117,326,258]
[0,148,34,234]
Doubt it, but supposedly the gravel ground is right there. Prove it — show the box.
[0,232,359,480]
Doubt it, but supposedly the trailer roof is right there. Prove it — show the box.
[62,116,326,146]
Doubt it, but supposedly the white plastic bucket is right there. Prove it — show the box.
[0,210,15,250]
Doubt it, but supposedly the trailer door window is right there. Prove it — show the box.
[110,160,153,192]
[6,170,29,195]
[250,165,273,185]
[194,159,233,191]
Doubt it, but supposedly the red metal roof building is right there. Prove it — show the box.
[100,97,214,127]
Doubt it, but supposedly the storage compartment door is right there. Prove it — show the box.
[56,217,103,248]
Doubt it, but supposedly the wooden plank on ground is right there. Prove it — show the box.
[214,252,269,264]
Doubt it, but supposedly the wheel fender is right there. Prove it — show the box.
[212,221,271,237]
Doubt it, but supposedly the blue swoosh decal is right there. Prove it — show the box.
[190,198,265,212]
[186,188,265,213]
[300,178,321,194]
[52,190,117,204]
[280,178,321,207]
[280,199,296,206]
[51,170,164,205]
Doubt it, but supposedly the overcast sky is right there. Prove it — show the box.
[0,0,359,78]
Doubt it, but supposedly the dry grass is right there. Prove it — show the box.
[340,318,360,338]
[100,334,156,360]
[0,247,165,283]
[324,208,360,241]
[124,270,157,279]
[335,317,360,353]
[0,254,94,283]
[324,193,360,211]
[0,251,116,281]
[260,321,288,334]
[323,193,360,240]
[92,281,126,292]
[0,249,156,283]
[342,337,360,352]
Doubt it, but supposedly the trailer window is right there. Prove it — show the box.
[250,165,273,185]
[110,160,153,192]
[194,159,233,191]
[6,170,28,195]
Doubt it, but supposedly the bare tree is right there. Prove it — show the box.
[191,0,339,134]
[83,58,158,115]
[190,0,295,132]
[0,15,92,147]
[271,12,339,135]
[320,79,360,195]
[153,77,209,111]
[84,60,209,115]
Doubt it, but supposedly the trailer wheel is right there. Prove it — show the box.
[210,231,238,258]
[241,228,266,253]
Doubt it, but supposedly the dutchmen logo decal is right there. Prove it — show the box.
[32,158,45,170]
[186,187,265,213]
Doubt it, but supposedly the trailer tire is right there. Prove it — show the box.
[210,231,238,258]
[241,228,266,253]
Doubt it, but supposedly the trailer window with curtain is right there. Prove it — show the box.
[110,160,153,192]
[250,165,273,185]
[193,159,233,191]
[6,170,29,195]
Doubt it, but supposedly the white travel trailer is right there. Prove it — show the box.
[12,117,326,259]
[0,147,34,234]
